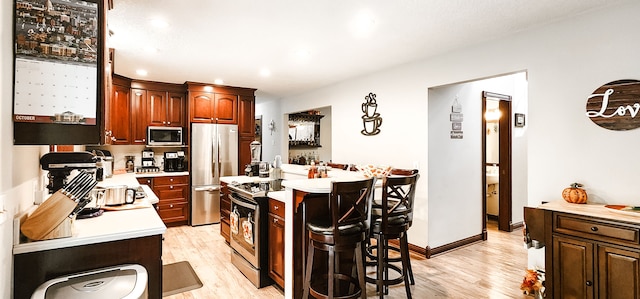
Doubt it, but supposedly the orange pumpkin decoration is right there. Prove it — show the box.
[562,183,588,204]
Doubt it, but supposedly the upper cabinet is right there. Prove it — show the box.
[105,75,132,145]
[185,82,255,125]
[133,81,186,128]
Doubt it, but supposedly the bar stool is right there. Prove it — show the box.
[302,178,376,299]
[367,173,419,298]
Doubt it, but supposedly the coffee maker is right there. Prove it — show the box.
[164,152,179,172]
[176,151,186,171]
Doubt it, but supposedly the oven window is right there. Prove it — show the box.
[231,199,257,255]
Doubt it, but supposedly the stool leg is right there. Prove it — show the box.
[328,246,335,299]
[400,234,412,299]
[377,234,385,299]
[303,241,315,299]
[401,233,415,285]
[355,242,367,299]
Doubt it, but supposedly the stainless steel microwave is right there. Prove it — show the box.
[147,126,183,146]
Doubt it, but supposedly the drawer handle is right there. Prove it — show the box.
[586,281,593,286]
[274,205,279,210]
[170,186,174,189]
[170,204,174,208]
[591,226,598,232]
[273,218,278,224]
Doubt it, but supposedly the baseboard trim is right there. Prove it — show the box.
[510,221,524,231]
[425,233,484,259]
[388,239,427,256]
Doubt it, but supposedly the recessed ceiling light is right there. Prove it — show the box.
[349,10,376,38]
[214,79,224,85]
[136,69,148,76]
[260,68,271,77]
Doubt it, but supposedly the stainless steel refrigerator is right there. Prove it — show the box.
[190,123,238,226]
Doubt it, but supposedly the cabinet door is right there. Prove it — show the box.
[553,236,595,299]
[215,93,237,124]
[238,95,255,137]
[190,91,215,123]
[108,84,131,144]
[268,212,285,288]
[239,136,254,171]
[167,92,185,127]
[598,246,640,299]
[131,89,148,144]
[148,90,167,126]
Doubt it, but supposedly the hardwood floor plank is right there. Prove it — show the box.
[162,221,531,298]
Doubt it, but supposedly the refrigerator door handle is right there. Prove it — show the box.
[194,186,220,192]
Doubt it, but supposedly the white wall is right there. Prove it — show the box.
[428,73,528,247]
[255,93,284,165]
[275,1,640,249]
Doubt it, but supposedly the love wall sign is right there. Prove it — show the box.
[586,79,640,131]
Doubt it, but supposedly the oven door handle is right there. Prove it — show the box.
[194,186,220,192]
[231,196,258,209]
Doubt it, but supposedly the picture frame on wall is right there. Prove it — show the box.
[13,0,105,145]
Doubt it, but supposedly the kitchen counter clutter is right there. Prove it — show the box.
[538,200,640,224]
[13,173,167,299]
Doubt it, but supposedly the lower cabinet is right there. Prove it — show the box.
[268,198,285,288]
[138,175,189,225]
[220,181,231,243]
[544,211,640,299]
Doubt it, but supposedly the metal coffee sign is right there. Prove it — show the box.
[586,79,640,131]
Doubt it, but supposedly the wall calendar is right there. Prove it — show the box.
[13,0,99,126]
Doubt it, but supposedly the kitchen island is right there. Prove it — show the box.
[222,164,369,299]
[13,173,166,298]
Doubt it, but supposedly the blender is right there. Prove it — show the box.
[246,141,261,176]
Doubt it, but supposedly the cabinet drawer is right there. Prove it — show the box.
[555,214,640,244]
[154,185,188,202]
[154,175,188,186]
[137,177,153,186]
[158,201,188,223]
[269,199,285,218]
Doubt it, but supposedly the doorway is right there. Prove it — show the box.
[482,91,512,235]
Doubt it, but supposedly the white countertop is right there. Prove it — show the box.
[13,206,166,255]
[539,200,640,225]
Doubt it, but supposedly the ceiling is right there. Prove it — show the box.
[108,0,629,98]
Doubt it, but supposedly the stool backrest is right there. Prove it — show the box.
[381,174,419,227]
[330,178,376,236]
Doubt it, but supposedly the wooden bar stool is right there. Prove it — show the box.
[302,178,375,299]
[367,174,419,298]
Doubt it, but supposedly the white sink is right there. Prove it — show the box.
[486,173,499,185]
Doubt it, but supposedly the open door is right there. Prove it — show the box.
[482,91,513,234]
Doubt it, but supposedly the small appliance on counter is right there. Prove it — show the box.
[141,149,155,168]
[245,140,262,176]
[125,155,135,173]
[176,150,186,171]
[163,152,179,172]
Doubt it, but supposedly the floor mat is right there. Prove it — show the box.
[162,261,203,297]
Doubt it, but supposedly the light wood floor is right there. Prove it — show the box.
[162,220,531,298]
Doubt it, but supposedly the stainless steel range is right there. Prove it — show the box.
[227,180,281,288]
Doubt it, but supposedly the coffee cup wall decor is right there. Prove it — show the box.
[361,92,382,135]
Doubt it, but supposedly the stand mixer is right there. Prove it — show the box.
[40,152,98,193]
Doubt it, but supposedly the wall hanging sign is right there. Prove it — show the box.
[586,79,640,131]
[13,0,99,126]
[361,92,382,135]
[450,96,463,139]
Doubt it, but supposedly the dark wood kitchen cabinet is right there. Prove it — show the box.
[220,181,231,243]
[138,175,189,225]
[268,198,285,288]
[147,90,185,127]
[238,95,256,169]
[130,88,149,144]
[105,75,132,144]
[187,90,237,124]
[526,206,640,299]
